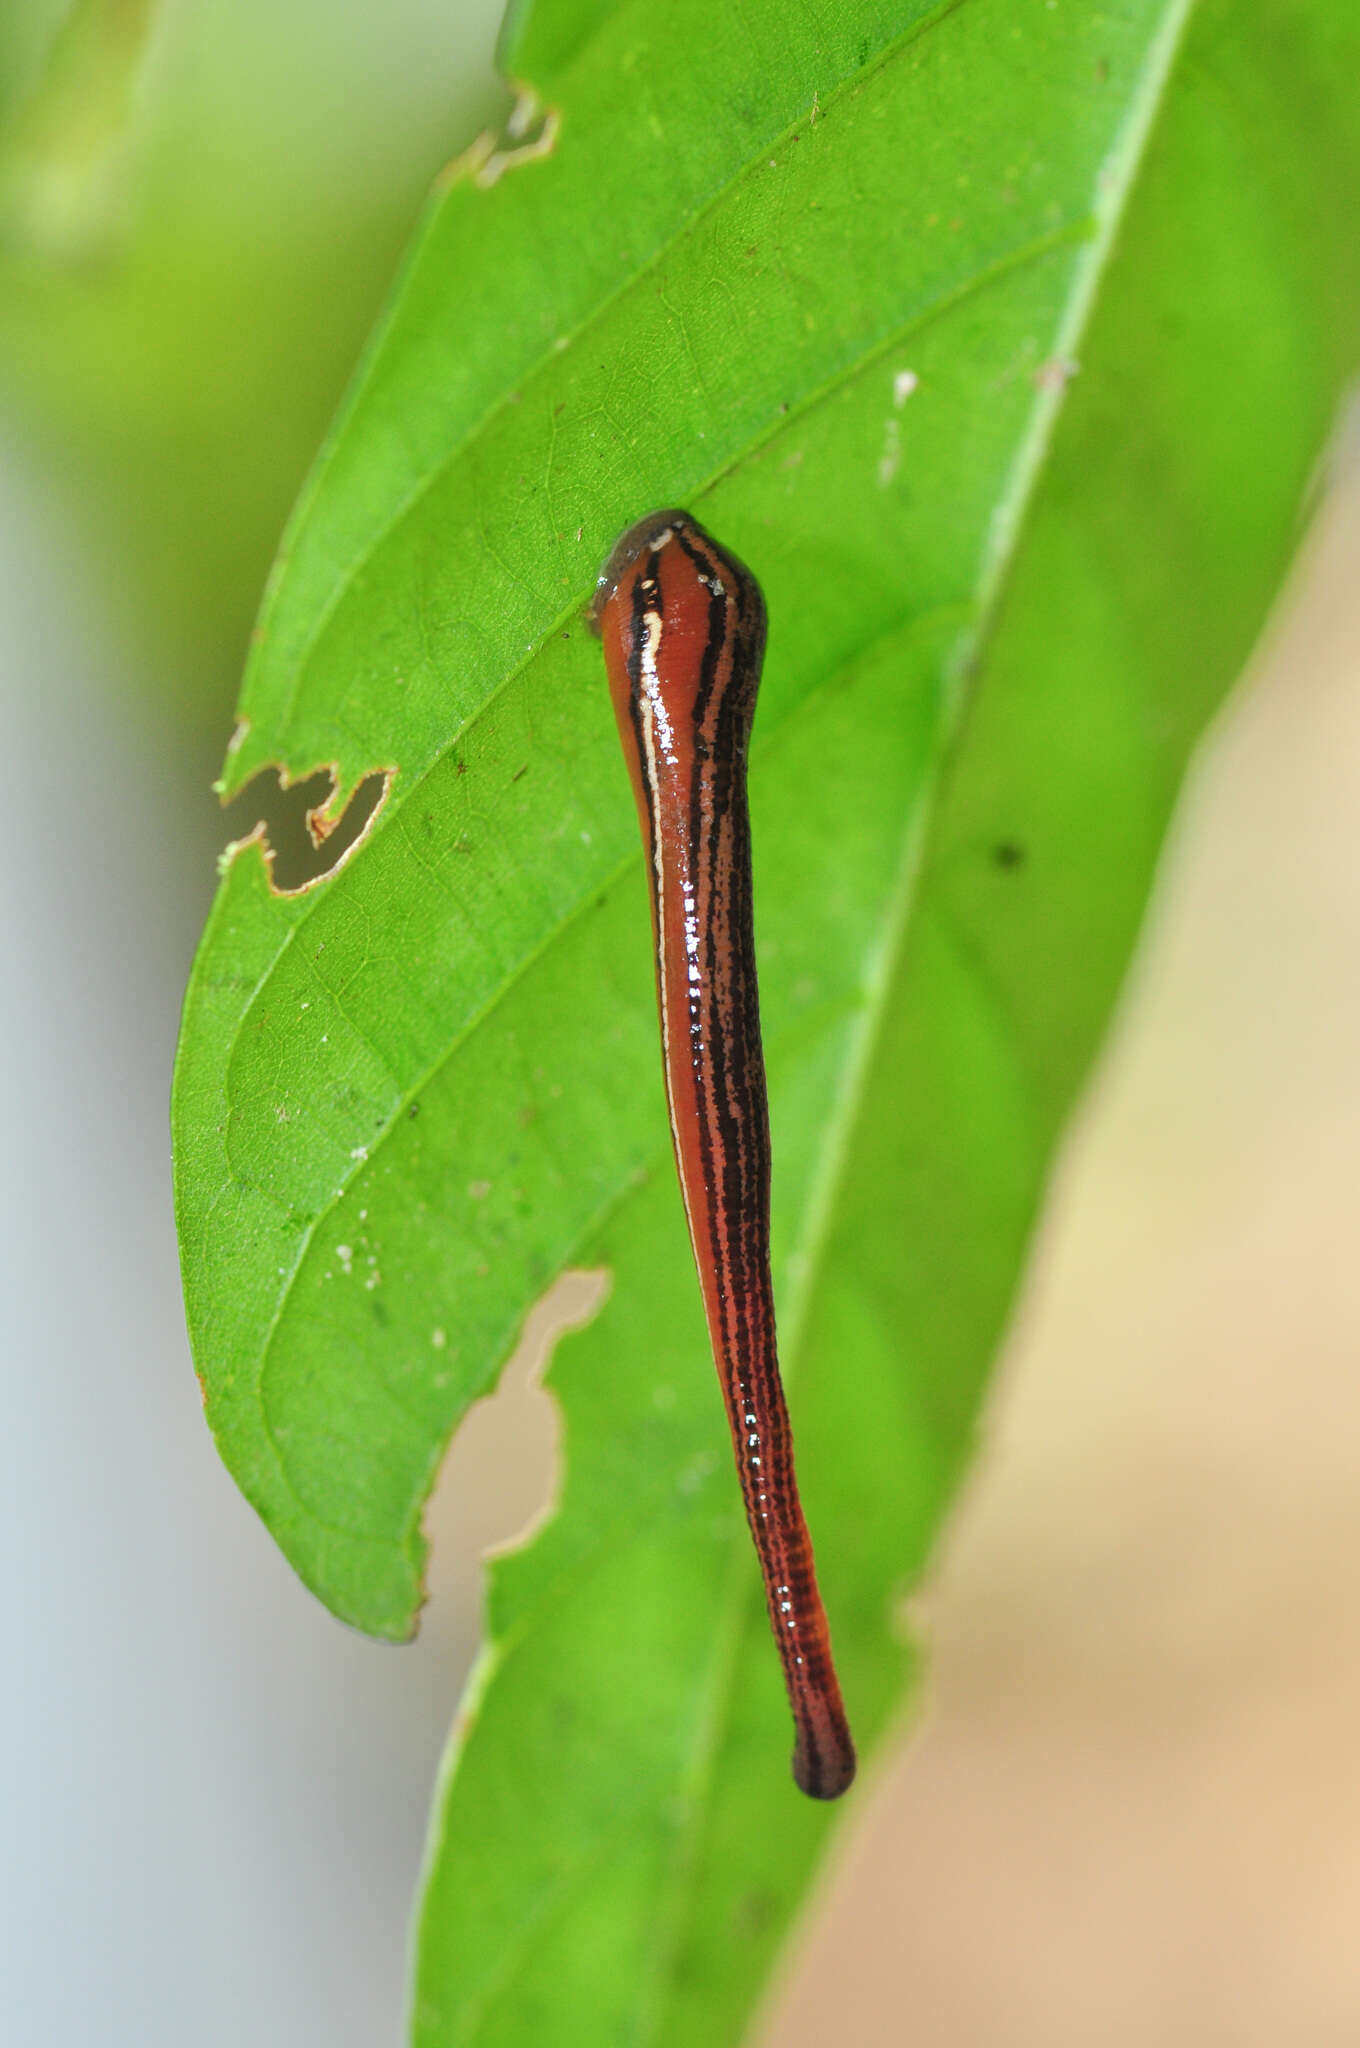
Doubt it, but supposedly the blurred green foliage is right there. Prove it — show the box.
[0,0,156,263]
[0,0,504,738]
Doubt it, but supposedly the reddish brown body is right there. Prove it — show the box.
[590,509,855,1800]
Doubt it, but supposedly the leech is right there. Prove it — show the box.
[589,508,856,1800]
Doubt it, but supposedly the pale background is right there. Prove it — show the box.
[3,5,1358,2042]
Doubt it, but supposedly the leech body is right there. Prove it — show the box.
[589,509,856,1801]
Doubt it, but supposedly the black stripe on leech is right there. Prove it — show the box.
[707,677,763,1352]
[675,608,754,1508]
[694,646,754,1262]
[693,622,784,1609]
[672,528,731,737]
[710,644,804,1673]
[699,625,770,1390]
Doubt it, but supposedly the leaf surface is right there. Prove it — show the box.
[171,0,1360,2042]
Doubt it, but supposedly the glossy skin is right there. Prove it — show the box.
[590,509,855,1800]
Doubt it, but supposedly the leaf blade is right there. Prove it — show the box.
[169,0,1360,2042]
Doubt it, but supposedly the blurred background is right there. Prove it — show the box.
[4,5,1358,2043]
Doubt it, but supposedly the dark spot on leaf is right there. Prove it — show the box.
[992,840,1026,870]
[736,1888,775,1938]
[409,1102,421,1119]
[511,764,528,782]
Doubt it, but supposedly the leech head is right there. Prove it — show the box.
[587,507,767,745]
[586,506,693,636]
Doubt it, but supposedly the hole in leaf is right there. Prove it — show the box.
[219,763,391,894]
[422,1269,610,1618]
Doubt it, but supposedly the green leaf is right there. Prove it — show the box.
[495,0,622,85]
[171,0,1360,2042]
